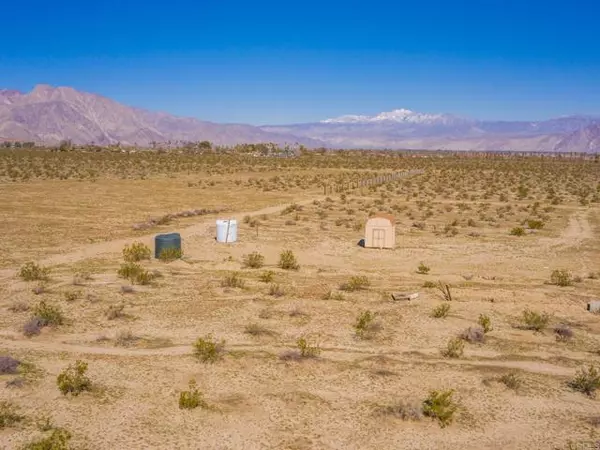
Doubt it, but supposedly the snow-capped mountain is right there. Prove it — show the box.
[321,108,468,125]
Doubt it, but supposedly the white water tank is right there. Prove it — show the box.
[216,219,237,243]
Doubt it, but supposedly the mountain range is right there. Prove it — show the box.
[1,85,599,152]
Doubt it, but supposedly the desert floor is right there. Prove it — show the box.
[1,152,599,450]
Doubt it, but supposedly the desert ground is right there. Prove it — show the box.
[0,149,599,450]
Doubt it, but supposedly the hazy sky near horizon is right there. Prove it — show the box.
[1,0,599,125]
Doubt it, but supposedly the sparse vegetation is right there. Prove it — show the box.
[442,338,464,358]
[56,360,91,396]
[243,251,265,268]
[221,272,245,289]
[122,242,151,262]
[278,250,299,270]
[259,270,275,283]
[354,310,381,339]
[431,303,451,318]
[0,401,24,428]
[510,226,526,236]
[23,428,72,450]
[340,275,370,291]
[268,283,285,297]
[422,390,458,428]
[568,365,600,398]
[521,309,550,332]
[193,335,226,363]
[417,262,431,274]
[32,301,64,327]
[550,269,573,287]
[499,372,522,391]
[117,262,154,285]
[158,247,183,262]
[19,261,50,281]
[478,314,493,333]
[179,379,207,409]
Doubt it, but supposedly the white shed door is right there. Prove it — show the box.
[372,228,385,248]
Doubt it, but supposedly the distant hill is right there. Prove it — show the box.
[1,85,599,152]
[0,85,321,147]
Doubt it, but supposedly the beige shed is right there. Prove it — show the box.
[364,213,396,249]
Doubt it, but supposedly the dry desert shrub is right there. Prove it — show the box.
[422,390,458,428]
[56,360,91,396]
[122,242,151,262]
[340,275,370,292]
[179,379,208,410]
[243,251,265,268]
[442,338,464,358]
[18,261,50,281]
[193,335,226,363]
[278,250,299,270]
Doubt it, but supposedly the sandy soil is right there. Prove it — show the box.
[1,159,599,450]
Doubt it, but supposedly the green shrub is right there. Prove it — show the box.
[259,270,275,283]
[340,275,370,292]
[19,262,50,282]
[550,269,573,287]
[0,401,23,429]
[422,281,437,288]
[23,428,72,450]
[422,390,458,428]
[478,314,493,333]
[178,379,207,409]
[431,303,450,318]
[499,372,522,391]
[521,309,549,332]
[243,251,265,269]
[441,338,464,358]
[417,262,431,274]
[117,262,154,285]
[56,360,91,396]
[278,250,299,270]
[268,283,285,297]
[527,219,545,229]
[193,335,225,363]
[221,272,245,288]
[158,247,183,262]
[510,227,526,236]
[122,242,151,262]
[32,301,64,326]
[63,291,80,302]
[354,310,381,339]
[297,337,320,358]
[568,365,600,398]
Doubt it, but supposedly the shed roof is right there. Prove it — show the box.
[367,213,396,225]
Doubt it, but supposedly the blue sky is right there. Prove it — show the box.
[1,0,599,124]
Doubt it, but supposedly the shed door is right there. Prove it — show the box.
[372,228,385,248]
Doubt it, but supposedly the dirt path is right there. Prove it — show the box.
[0,333,578,377]
[541,210,593,249]
[0,196,326,281]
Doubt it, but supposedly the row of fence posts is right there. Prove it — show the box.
[323,169,424,195]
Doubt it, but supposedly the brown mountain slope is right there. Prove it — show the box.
[0,85,321,147]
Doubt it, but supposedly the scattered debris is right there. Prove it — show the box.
[391,292,419,301]
[132,208,226,230]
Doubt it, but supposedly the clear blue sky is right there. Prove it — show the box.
[1,0,599,124]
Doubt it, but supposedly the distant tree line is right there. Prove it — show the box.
[1,141,36,148]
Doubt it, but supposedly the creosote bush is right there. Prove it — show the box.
[422,390,458,428]
[56,360,91,396]
[0,401,24,428]
[354,310,381,339]
[478,314,493,333]
[32,301,64,327]
[278,250,299,270]
[422,281,437,288]
[268,283,285,297]
[550,269,573,287]
[442,338,464,358]
[568,365,600,398]
[122,242,151,262]
[431,303,450,318]
[117,262,154,285]
[499,372,522,391]
[340,275,370,292]
[19,262,50,282]
[23,428,72,450]
[521,309,549,332]
[243,251,265,268]
[193,335,225,363]
[417,262,431,274]
[159,247,183,262]
[527,219,545,229]
[510,226,526,236]
[221,272,245,289]
[179,379,207,409]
